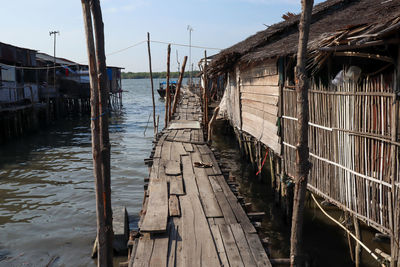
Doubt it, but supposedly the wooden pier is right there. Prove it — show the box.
[129,86,271,266]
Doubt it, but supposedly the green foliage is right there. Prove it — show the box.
[121,71,200,79]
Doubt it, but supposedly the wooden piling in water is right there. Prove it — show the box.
[81,0,114,265]
[147,32,157,134]
[171,56,187,116]
[165,44,171,128]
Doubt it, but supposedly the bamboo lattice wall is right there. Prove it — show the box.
[282,74,399,234]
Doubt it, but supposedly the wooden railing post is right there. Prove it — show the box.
[171,56,188,116]
[165,44,171,127]
[147,32,157,134]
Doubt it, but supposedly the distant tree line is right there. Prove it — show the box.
[121,71,200,79]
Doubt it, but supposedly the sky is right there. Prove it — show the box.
[0,0,324,72]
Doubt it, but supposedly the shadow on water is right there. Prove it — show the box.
[211,120,388,267]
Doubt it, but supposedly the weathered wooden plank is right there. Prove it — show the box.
[169,195,181,217]
[170,142,187,161]
[180,194,220,267]
[165,160,181,176]
[181,155,199,195]
[197,144,209,154]
[230,224,257,266]
[215,176,257,234]
[245,233,272,267]
[209,175,223,192]
[201,153,223,176]
[132,234,154,267]
[240,74,279,86]
[218,224,244,267]
[149,232,169,267]
[166,222,178,267]
[210,224,230,267]
[183,142,194,152]
[215,191,237,224]
[241,85,279,96]
[241,92,279,106]
[170,175,185,195]
[161,141,172,161]
[173,217,183,267]
[192,153,223,218]
[240,59,278,78]
[141,180,168,233]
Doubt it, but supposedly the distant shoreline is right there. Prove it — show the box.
[122,71,200,79]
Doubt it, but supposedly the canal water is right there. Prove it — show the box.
[0,79,389,266]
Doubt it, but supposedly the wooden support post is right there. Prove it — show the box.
[353,216,361,267]
[81,0,113,265]
[171,56,188,116]
[165,44,171,128]
[147,32,156,134]
[203,51,208,135]
[290,1,314,266]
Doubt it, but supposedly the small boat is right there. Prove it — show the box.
[157,81,177,98]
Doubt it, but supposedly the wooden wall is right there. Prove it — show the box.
[239,59,280,153]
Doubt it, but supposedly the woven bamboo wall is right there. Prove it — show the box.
[282,74,399,234]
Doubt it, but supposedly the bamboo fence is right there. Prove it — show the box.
[282,73,399,234]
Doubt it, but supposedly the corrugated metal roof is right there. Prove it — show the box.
[36,52,78,65]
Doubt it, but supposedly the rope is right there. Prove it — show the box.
[311,193,385,266]
[90,108,109,121]
[256,148,269,176]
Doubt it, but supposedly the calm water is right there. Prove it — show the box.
[0,79,173,266]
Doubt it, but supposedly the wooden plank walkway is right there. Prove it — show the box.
[130,87,272,267]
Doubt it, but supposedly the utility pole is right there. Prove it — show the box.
[49,30,60,117]
[187,25,193,86]
[289,0,314,266]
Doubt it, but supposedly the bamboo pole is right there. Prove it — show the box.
[165,44,171,128]
[90,3,114,265]
[203,51,209,138]
[80,0,113,266]
[290,0,314,266]
[171,56,187,116]
[354,216,362,267]
[147,32,156,134]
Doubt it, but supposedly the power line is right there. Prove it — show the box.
[0,39,222,70]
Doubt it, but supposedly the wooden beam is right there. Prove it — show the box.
[147,32,156,134]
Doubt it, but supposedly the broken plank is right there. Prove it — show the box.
[170,142,187,162]
[218,224,244,267]
[161,141,172,161]
[170,175,185,195]
[183,142,194,153]
[165,160,181,176]
[169,195,181,217]
[140,180,168,233]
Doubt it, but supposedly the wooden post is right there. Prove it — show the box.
[171,56,188,116]
[147,32,156,134]
[165,44,171,128]
[353,216,361,267]
[290,1,314,267]
[81,0,113,265]
[203,51,208,137]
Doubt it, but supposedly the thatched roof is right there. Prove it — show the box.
[208,0,400,76]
